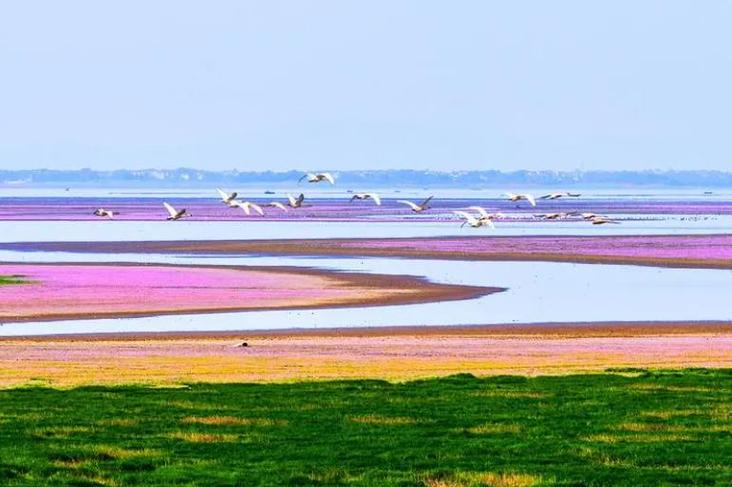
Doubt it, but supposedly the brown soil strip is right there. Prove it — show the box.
[4,235,731,269]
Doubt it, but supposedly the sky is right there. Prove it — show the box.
[0,1,731,172]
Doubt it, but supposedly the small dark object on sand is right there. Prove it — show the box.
[238,342,249,348]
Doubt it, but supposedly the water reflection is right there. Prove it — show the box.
[0,252,729,336]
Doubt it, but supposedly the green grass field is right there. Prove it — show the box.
[0,369,730,486]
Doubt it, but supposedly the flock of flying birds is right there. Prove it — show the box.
[92,171,619,226]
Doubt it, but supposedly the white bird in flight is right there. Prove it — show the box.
[467,206,505,223]
[287,193,305,208]
[397,196,433,213]
[504,192,537,207]
[216,188,238,205]
[534,212,568,220]
[540,191,581,200]
[349,193,381,205]
[235,201,264,216]
[266,202,289,212]
[163,202,191,221]
[589,215,620,225]
[299,172,335,185]
[93,208,116,219]
[454,210,495,228]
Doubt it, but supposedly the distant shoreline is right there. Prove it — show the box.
[2,168,732,189]
[5,320,731,341]
[7,234,730,270]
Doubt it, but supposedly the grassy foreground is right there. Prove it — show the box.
[0,369,730,486]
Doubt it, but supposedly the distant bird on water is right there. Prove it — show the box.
[504,192,537,207]
[349,193,381,205]
[299,172,335,185]
[589,215,619,225]
[93,208,116,219]
[540,191,581,200]
[534,212,569,220]
[163,202,191,221]
[397,196,433,213]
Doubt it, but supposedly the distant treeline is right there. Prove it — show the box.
[1,169,731,187]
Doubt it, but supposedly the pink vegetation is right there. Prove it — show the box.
[0,263,374,321]
[339,235,732,263]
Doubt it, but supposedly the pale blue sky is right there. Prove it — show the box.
[0,1,730,171]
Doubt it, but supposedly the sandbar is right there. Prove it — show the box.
[0,262,495,323]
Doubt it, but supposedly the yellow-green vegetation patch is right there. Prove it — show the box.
[349,414,419,425]
[471,391,549,399]
[463,423,522,435]
[423,471,543,486]
[584,433,696,443]
[617,422,689,433]
[181,415,287,427]
[639,408,705,419]
[31,425,95,438]
[95,418,139,427]
[165,431,239,443]
[165,399,232,411]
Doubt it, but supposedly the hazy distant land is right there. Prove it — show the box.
[2,168,732,188]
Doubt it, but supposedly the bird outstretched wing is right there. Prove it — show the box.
[163,202,178,218]
[468,206,489,219]
[397,200,420,211]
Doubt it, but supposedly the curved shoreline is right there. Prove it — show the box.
[0,262,498,323]
[4,234,731,269]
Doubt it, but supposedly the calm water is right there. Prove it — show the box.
[0,189,730,335]
[0,252,729,336]
[2,215,732,243]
